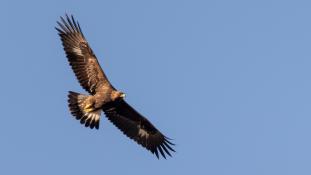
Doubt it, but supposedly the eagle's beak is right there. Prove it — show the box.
[121,93,126,98]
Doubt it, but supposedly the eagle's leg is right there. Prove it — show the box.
[84,103,94,113]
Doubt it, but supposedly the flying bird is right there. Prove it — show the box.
[56,15,175,158]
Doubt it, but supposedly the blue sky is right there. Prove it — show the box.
[1,0,311,174]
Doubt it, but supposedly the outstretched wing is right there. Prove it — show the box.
[103,100,175,159]
[56,15,111,94]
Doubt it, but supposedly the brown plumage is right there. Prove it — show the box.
[56,14,175,158]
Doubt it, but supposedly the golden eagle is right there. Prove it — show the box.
[56,15,175,158]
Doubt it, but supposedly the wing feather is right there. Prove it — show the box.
[56,15,111,94]
[103,100,175,159]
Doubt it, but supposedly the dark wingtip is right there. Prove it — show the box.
[163,140,175,152]
[55,27,62,33]
[160,144,172,157]
[157,146,166,159]
[153,149,159,159]
[164,137,175,146]
[65,13,70,20]
[151,140,175,159]
[57,13,85,38]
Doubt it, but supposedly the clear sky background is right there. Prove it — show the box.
[0,0,310,174]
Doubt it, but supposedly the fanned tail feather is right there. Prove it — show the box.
[68,91,101,129]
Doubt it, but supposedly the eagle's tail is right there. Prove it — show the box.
[67,91,101,129]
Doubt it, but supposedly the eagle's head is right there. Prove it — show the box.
[111,90,126,101]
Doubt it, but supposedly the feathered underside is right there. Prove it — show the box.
[56,14,175,159]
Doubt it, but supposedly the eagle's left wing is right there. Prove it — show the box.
[103,100,175,159]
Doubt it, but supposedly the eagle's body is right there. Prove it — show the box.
[56,15,175,158]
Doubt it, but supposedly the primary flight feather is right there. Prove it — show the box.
[56,14,175,158]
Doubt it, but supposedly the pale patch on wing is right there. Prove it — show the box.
[72,47,83,56]
[138,127,150,139]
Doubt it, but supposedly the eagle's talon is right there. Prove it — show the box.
[84,104,94,113]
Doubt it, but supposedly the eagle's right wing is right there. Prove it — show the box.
[56,15,111,94]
